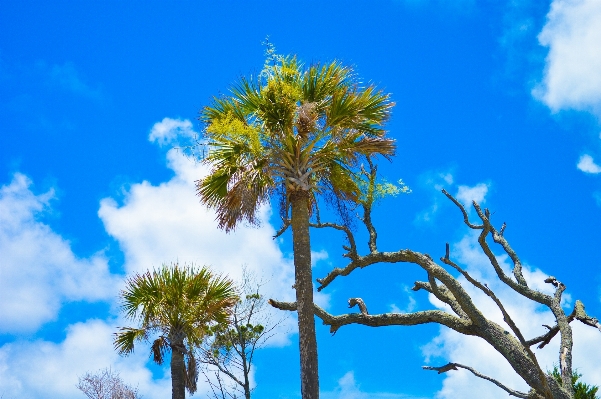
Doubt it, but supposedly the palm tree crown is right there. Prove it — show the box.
[114,263,237,399]
[198,54,395,231]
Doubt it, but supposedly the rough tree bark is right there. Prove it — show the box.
[270,173,601,399]
[290,191,319,399]
[170,333,186,399]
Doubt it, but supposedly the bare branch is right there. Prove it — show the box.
[77,368,140,399]
[527,324,561,349]
[491,224,528,287]
[273,219,290,238]
[361,157,380,253]
[441,254,529,347]
[423,363,530,398]
[308,183,599,398]
[429,274,465,319]
[310,221,358,261]
[574,300,601,332]
[470,203,551,306]
[441,189,484,229]
[348,298,369,315]
[268,299,473,335]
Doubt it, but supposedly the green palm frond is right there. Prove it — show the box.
[113,327,147,355]
[302,61,353,103]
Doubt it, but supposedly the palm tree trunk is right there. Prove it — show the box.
[290,191,319,399]
[170,340,186,399]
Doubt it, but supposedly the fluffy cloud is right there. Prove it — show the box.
[576,154,601,174]
[0,319,172,399]
[425,230,601,398]
[0,117,307,398]
[322,371,425,399]
[0,174,119,333]
[98,149,296,302]
[534,0,601,117]
[148,117,197,147]
[455,183,488,207]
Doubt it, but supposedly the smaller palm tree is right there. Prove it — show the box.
[114,263,237,399]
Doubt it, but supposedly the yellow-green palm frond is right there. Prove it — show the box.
[326,86,394,137]
[324,162,361,203]
[302,61,354,104]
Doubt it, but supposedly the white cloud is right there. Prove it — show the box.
[0,174,119,333]
[0,319,172,399]
[455,183,488,207]
[98,149,295,300]
[534,0,601,117]
[321,371,424,399]
[424,231,601,398]
[312,249,329,267]
[577,154,601,174]
[148,117,197,147]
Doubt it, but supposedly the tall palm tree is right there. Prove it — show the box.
[114,263,237,399]
[197,54,395,398]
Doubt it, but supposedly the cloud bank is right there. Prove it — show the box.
[534,0,601,117]
[0,173,118,334]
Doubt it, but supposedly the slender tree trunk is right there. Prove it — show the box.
[170,339,186,399]
[290,191,319,399]
[241,332,251,399]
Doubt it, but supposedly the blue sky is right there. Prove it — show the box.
[1,1,601,398]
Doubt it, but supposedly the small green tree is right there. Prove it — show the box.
[199,271,284,399]
[551,367,599,399]
[114,263,237,399]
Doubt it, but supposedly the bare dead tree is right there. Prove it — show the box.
[77,368,141,399]
[199,270,285,399]
[269,164,601,399]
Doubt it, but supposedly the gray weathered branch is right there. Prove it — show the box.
[310,221,358,261]
[273,219,291,239]
[348,298,369,315]
[268,299,473,335]
[423,363,530,398]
